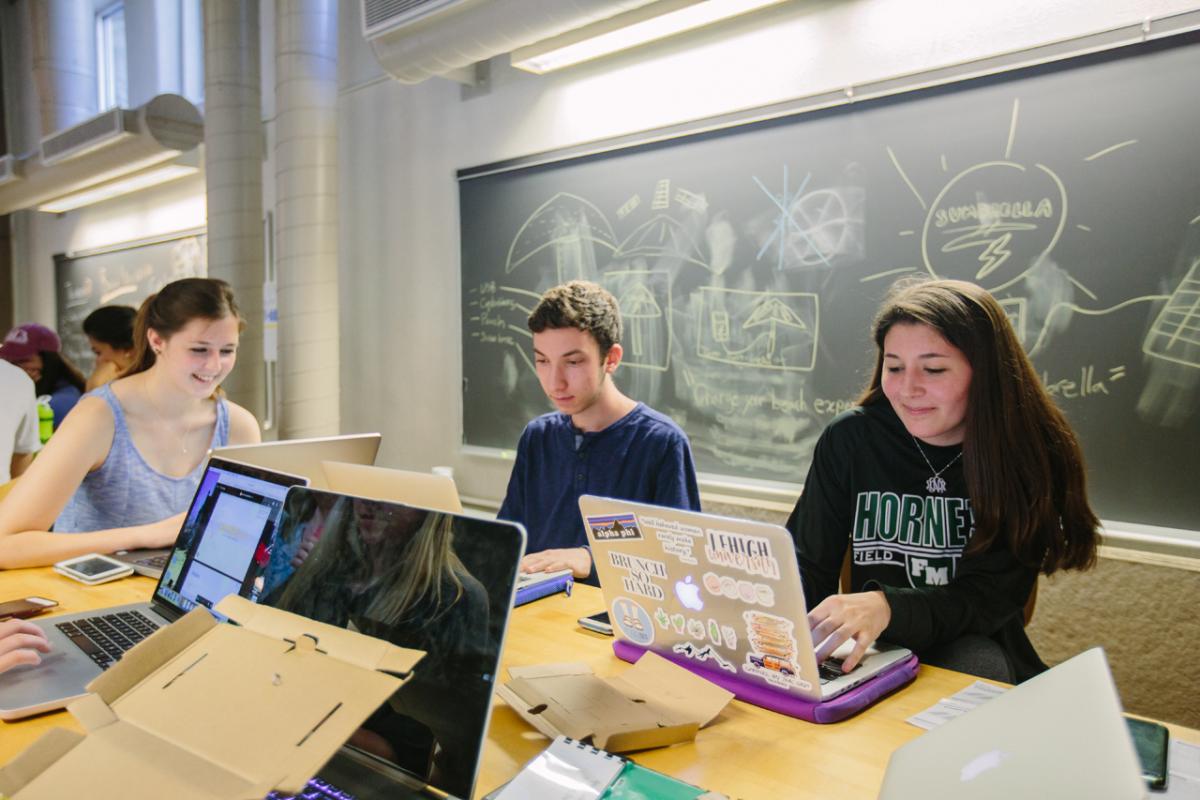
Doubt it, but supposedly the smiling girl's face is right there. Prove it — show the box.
[148,316,240,397]
[880,322,973,446]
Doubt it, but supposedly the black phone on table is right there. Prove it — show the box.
[0,596,58,620]
[1125,716,1169,790]
[578,610,613,635]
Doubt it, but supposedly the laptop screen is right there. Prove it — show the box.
[154,458,307,616]
[253,489,525,800]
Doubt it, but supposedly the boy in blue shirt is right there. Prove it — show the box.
[499,281,701,584]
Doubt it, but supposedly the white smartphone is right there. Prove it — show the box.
[53,554,135,585]
[578,610,613,635]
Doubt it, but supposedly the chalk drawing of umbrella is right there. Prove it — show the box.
[619,283,663,357]
[743,297,808,360]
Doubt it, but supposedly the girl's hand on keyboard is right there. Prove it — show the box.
[807,590,891,672]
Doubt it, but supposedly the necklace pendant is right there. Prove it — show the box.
[926,476,947,494]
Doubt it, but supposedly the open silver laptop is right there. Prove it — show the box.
[579,495,911,703]
[255,489,528,800]
[0,458,307,719]
[212,432,382,489]
[321,460,464,512]
[113,436,383,579]
[879,647,1145,799]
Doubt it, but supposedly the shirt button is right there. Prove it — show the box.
[576,474,584,482]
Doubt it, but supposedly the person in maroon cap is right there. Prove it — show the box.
[0,323,86,431]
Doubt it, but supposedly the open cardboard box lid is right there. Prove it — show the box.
[497,651,733,752]
[0,595,424,800]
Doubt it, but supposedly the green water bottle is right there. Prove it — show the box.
[36,395,53,444]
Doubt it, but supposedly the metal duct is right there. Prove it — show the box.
[275,0,339,437]
[364,0,657,84]
[204,0,265,418]
[0,94,203,216]
[30,0,96,136]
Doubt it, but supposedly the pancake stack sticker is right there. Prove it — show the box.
[742,610,810,691]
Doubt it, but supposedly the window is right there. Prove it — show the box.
[96,3,127,110]
[180,0,204,106]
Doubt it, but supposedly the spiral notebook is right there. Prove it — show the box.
[492,736,714,800]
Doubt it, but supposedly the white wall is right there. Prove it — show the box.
[333,0,1200,504]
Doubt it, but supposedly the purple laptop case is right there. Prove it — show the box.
[613,639,918,724]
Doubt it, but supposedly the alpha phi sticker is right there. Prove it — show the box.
[587,513,643,541]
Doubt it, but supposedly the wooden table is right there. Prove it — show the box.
[3,569,1197,798]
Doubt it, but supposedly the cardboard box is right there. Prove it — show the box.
[497,651,733,752]
[0,595,424,800]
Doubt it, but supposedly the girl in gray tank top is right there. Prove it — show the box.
[0,279,259,569]
[55,383,230,532]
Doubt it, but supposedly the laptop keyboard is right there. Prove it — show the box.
[55,610,161,669]
[818,657,860,684]
[266,777,357,800]
[134,553,168,569]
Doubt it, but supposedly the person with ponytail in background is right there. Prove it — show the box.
[82,305,137,391]
[0,278,260,568]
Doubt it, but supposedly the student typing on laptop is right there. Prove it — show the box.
[788,279,1101,682]
[498,281,701,583]
[0,279,260,568]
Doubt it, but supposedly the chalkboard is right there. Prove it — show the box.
[54,233,207,374]
[459,35,1200,532]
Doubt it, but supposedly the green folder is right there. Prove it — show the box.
[600,760,708,800]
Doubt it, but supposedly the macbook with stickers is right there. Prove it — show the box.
[0,458,307,719]
[212,432,381,489]
[879,647,1145,799]
[579,495,915,719]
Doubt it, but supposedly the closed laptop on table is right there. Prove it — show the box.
[879,647,1145,799]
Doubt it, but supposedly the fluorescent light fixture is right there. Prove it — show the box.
[37,155,199,214]
[511,0,788,74]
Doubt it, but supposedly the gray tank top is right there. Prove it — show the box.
[55,384,230,533]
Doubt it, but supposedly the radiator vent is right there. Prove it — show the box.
[362,0,462,38]
[40,108,135,166]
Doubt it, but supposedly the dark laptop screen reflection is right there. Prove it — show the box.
[255,489,520,799]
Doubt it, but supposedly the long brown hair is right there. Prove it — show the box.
[123,278,243,389]
[36,350,86,396]
[859,278,1098,575]
[274,496,467,626]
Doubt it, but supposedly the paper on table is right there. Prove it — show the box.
[495,736,625,800]
[1163,740,1200,799]
[905,680,1008,729]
